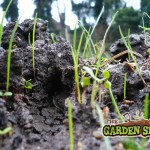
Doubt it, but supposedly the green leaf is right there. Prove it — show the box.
[147,48,150,54]
[104,81,111,89]
[0,127,12,135]
[83,66,105,83]
[25,79,32,90]
[0,91,3,96]
[3,91,12,97]
[103,70,110,79]
[81,77,90,87]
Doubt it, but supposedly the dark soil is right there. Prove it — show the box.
[0,19,150,150]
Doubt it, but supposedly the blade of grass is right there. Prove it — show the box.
[68,100,74,150]
[32,13,38,72]
[124,73,127,100]
[6,20,19,92]
[141,93,149,150]
[119,26,146,86]
[95,103,112,150]
[0,0,12,47]
[144,93,149,119]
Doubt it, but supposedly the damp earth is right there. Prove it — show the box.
[0,19,150,150]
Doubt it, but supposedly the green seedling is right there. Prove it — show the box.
[83,66,111,114]
[96,103,112,150]
[83,66,106,84]
[119,26,146,86]
[104,80,124,122]
[0,127,12,135]
[24,79,32,90]
[51,33,56,44]
[81,77,90,87]
[124,73,127,100]
[89,11,118,112]
[72,24,85,104]
[6,20,19,94]
[0,91,12,97]
[0,127,12,144]
[0,0,12,47]
[67,100,74,150]
[32,13,37,76]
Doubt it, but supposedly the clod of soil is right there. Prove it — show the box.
[0,19,74,150]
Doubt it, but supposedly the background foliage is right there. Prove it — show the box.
[1,0,150,45]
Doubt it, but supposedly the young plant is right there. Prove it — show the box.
[0,0,12,47]
[24,79,32,90]
[51,33,56,44]
[6,20,19,94]
[32,13,37,77]
[83,66,111,115]
[119,27,146,86]
[0,127,12,144]
[104,80,124,122]
[90,11,119,111]
[67,100,74,150]
[71,24,85,104]
[0,127,12,135]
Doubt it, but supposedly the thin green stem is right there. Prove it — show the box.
[124,73,127,99]
[6,20,19,92]
[109,88,124,122]
[32,13,37,71]
[68,100,74,150]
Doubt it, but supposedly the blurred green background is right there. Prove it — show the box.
[0,0,149,46]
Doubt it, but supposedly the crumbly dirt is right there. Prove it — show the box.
[0,19,150,150]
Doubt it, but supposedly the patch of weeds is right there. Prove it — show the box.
[67,99,74,150]
[90,11,118,112]
[83,66,123,122]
